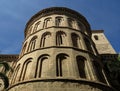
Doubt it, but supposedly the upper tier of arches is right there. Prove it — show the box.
[25,15,89,38]
[25,7,91,37]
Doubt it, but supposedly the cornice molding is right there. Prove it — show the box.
[92,30,104,33]
[0,55,19,62]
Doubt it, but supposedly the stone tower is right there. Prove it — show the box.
[6,7,116,91]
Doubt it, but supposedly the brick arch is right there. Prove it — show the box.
[77,21,85,32]
[26,25,33,37]
[19,58,33,81]
[71,33,82,49]
[56,53,69,77]
[67,18,76,28]
[27,35,38,52]
[20,42,27,56]
[55,16,64,26]
[76,55,87,78]
[11,64,20,84]
[33,21,41,33]
[40,32,51,48]
[56,31,67,46]
[84,37,94,53]
[93,60,106,83]
[43,17,52,28]
[35,54,50,78]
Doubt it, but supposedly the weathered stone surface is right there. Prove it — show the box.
[7,79,115,91]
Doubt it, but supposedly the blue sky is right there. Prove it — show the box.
[0,0,120,54]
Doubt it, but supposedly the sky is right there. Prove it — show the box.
[0,0,120,54]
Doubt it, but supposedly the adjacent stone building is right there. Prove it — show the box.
[92,30,116,54]
[0,7,119,91]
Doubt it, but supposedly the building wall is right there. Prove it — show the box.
[92,30,116,54]
[0,7,117,91]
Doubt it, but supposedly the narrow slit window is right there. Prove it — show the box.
[94,35,99,40]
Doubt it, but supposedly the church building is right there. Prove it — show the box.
[0,7,119,91]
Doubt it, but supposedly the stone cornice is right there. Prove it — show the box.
[0,54,19,62]
[7,78,115,91]
[92,30,104,33]
[18,46,97,60]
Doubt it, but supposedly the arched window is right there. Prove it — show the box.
[33,21,41,33]
[76,56,86,78]
[55,17,63,26]
[56,53,69,77]
[8,61,17,78]
[35,54,50,77]
[21,42,27,56]
[93,61,106,83]
[26,26,33,37]
[40,32,51,47]
[27,36,37,52]
[56,31,67,46]
[71,33,82,48]
[11,64,20,84]
[84,37,93,52]
[68,18,75,28]
[77,22,82,30]
[19,58,32,81]
[77,22,85,31]
[43,18,52,28]
[94,35,99,40]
